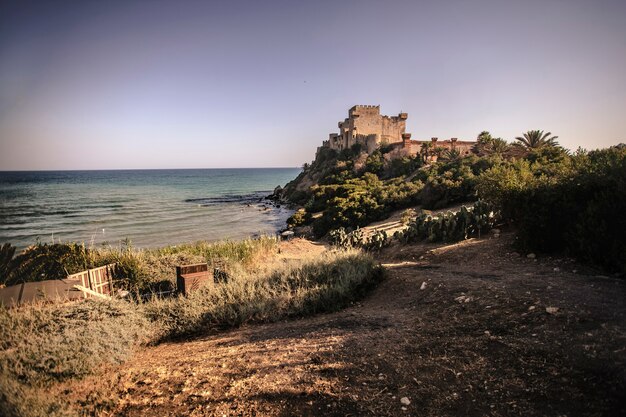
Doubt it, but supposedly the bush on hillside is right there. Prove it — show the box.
[477,147,626,273]
[395,200,498,243]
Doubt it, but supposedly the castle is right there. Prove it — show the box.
[320,105,475,160]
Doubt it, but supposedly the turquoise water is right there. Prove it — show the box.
[0,169,300,250]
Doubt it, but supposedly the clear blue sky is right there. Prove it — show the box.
[1,0,625,170]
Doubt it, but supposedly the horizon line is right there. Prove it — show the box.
[0,167,302,172]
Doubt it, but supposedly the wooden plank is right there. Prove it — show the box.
[72,285,111,300]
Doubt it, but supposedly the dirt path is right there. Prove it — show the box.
[65,233,626,416]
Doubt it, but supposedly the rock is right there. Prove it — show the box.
[400,397,411,406]
[266,185,283,201]
[454,295,472,303]
[281,230,295,239]
[420,281,427,290]
[553,267,560,272]
[545,306,559,315]
[527,253,536,259]
[528,305,536,311]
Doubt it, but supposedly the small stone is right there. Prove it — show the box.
[527,253,536,259]
[401,407,407,411]
[400,397,411,406]
[553,267,560,272]
[420,281,427,290]
[528,306,536,311]
[545,306,559,315]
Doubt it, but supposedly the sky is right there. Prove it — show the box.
[0,0,625,170]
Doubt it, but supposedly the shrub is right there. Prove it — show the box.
[2,237,279,292]
[142,250,384,340]
[4,243,90,286]
[395,200,498,243]
[0,300,151,385]
[477,147,626,273]
[287,208,309,228]
[329,228,389,251]
[0,243,384,416]
[401,208,416,225]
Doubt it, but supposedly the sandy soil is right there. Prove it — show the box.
[62,232,626,416]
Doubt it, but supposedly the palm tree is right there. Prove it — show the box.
[420,142,433,162]
[472,131,510,157]
[490,138,510,156]
[514,130,559,150]
[441,148,461,161]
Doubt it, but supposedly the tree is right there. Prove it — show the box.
[514,130,559,151]
[472,131,510,157]
[441,148,461,162]
[420,142,433,162]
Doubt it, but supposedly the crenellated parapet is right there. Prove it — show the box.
[320,105,475,157]
[323,105,407,152]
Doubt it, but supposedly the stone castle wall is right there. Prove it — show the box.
[320,105,475,159]
[330,105,407,151]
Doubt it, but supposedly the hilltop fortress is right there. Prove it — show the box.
[320,105,475,159]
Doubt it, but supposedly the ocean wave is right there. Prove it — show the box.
[184,191,272,205]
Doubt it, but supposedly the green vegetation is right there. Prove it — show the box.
[0,237,279,291]
[283,142,500,237]
[0,241,382,417]
[284,131,625,274]
[145,250,383,340]
[477,146,626,273]
[0,299,150,417]
[329,228,389,251]
[395,200,497,243]
[513,129,559,151]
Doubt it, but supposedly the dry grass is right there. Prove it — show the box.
[0,244,382,417]
[143,249,384,341]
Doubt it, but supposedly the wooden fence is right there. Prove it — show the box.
[67,264,116,298]
[0,264,117,307]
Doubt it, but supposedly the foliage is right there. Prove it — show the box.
[287,208,309,228]
[1,237,279,292]
[0,299,151,386]
[0,245,383,416]
[513,130,560,154]
[286,138,500,237]
[329,228,389,251]
[400,208,416,225]
[477,146,626,273]
[471,131,510,157]
[395,200,498,243]
[0,243,16,283]
[3,243,90,286]
[414,155,497,209]
[142,250,383,340]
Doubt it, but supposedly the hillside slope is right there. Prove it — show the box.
[60,233,626,416]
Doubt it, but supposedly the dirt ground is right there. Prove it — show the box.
[62,232,626,416]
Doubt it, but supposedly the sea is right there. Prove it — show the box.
[0,168,301,251]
